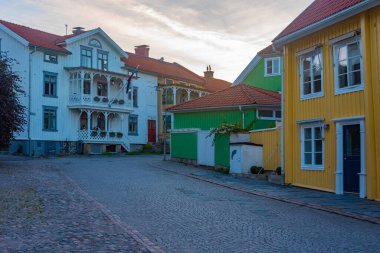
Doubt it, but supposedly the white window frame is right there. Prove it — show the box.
[264,57,280,77]
[333,37,364,95]
[300,123,324,170]
[299,49,324,100]
[257,110,281,120]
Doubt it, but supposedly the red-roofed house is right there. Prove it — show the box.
[0,20,158,155]
[167,84,281,168]
[123,45,231,145]
[273,0,380,200]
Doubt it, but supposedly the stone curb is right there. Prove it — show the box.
[57,170,165,253]
[149,162,380,226]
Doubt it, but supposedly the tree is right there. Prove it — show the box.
[0,53,26,149]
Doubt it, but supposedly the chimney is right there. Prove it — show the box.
[72,27,85,34]
[204,65,214,78]
[134,45,150,57]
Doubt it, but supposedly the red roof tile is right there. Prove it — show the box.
[167,84,280,111]
[123,52,206,85]
[0,20,81,53]
[203,77,231,93]
[274,0,366,41]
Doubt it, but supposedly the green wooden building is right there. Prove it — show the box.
[168,85,281,168]
[233,45,282,91]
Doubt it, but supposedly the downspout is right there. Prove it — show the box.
[239,105,245,129]
[28,46,36,157]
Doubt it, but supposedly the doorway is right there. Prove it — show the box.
[343,124,361,193]
[148,120,156,143]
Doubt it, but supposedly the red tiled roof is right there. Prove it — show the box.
[258,44,283,56]
[123,52,206,85]
[0,20,81,53]
[274,0,366,41]
[167,84,280,111]
[203,77,231,93]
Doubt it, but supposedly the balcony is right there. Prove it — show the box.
[78,130,131,151]
[66,67,134,112]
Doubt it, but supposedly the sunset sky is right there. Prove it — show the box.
[2,0,313,81]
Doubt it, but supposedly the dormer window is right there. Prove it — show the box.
[81,46,92,68]
[89,38,102,48]
[97,50,108,71]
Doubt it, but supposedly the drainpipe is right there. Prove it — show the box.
[28,46,36,157]
[239,105,245,129]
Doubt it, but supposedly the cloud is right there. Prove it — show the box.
[1,0,313,81]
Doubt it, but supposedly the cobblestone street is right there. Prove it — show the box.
[1,155,380,252]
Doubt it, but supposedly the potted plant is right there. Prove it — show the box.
[118,99,125,105]
[102,97,109,103]
[90,130,98,137]
[109,132,116,137]
[116,132,123,138]
[100,131,107,137]
[250,166,267,180]
[112,99,119,104]
[94,96,100,102]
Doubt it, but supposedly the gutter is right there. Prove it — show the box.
[273,0,380,47]
[28,46,37,157]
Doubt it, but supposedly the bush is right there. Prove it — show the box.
[143,143,152,151]
[275,166,282,175]
[250,166,264,174]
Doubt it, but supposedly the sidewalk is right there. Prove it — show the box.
[149,159,380,225]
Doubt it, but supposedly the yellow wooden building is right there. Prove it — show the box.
[273,0,380,200]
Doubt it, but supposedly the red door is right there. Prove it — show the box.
[148,120,156,143]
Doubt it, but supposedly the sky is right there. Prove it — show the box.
[2,0,313,82]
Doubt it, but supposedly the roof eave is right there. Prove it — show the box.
[168,104,281,113]
[0,23,29,46]
[273,0,380,47]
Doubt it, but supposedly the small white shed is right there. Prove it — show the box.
[230,142,263,174]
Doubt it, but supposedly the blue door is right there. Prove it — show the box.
[343,124,361,193]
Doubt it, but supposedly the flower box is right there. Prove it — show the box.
[109,132,116,137]
[102,97,109,103]
[116,132,123,138]
[90,130,98,137]
[100,131,107,137]
[94,96,100,102]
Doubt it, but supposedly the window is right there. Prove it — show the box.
[301,124,324,170]
[44,53,58,64]
[89,38,102,48]
[163,114,172,133]
[334,37,363,94]
[43,107,57,131]
[97,50,108,71]
[165,79,174,85]
[81,47,92,68]
[257,110,281,120]
[132,87,138,107]
[300,49,323,99]
[43,72,57,97]
[265,57,280,76]
[97,82,107,97]
[128,115,138,135]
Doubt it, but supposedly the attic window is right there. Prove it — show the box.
[265,57,280,76]
[89,39,102,48]
[44,53,58,64]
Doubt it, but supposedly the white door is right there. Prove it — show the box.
[197,131,215,166]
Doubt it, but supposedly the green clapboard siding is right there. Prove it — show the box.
[171,132,197,160]
[173,109,276,167]
[242,58,282,92]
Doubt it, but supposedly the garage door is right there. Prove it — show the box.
[197,131,215,166]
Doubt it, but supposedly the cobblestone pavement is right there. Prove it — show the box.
[0,158,152,252]
[48,155,380,253]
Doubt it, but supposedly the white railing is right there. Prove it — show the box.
[69,94,132,109]
[78,129,125,142]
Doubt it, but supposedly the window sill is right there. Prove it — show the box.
[264,73,281,77]
[42,129,58,132]
[300,93,324,101]
[301,166,324,171]
[334,85,364,95]
[128,133,138,136]
[43,95,58,98]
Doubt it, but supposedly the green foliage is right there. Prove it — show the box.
[275,166,282,175]
[143,143,152,151]
[250,166,265,174]
[0,54,26,148]
[207,119,257,143]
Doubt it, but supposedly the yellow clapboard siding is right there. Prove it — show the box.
[250,128,281,171]
[283,6,380,200]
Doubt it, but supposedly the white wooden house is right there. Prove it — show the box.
[0,20,157,155]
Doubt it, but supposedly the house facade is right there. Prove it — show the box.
[274,0,380,200]
[168,84,281,168]
[233,45,282,92]
[123,48,231,148]
[0,20,157,155]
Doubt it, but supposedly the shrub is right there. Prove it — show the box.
[275,166,282,175]
[250,166,264,174]
[143,143,152,151]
